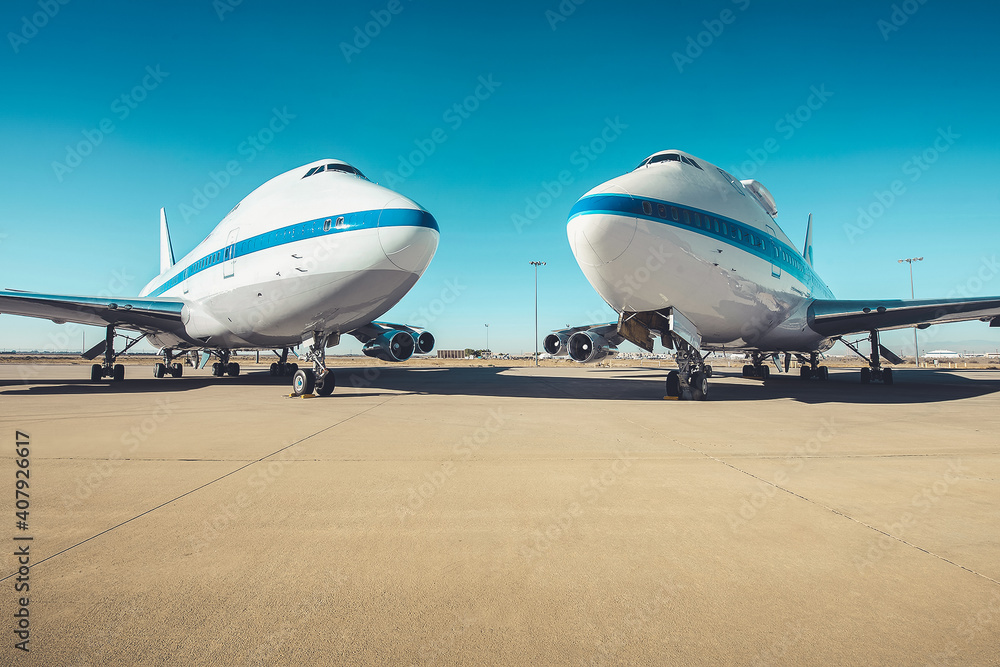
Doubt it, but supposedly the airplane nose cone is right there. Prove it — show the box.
[377,200,440,273]
[568,186,637,267]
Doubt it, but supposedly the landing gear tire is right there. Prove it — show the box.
[290,363,299,374]
[818,366,829,381]
[882,368,893,385]
[690,372,709,401]
[113,364,125,382]
[154,362,166,379]
[666,370,681,397]
[800,366,812,379]
[860,367,871,384]
[315,372,336,397]
[269,363,279,376]
[759,365,770,380]
[704,365,713,378]
[91,363,102,382]
[227,362,240,377]
[742,364,752,378]
[292,369,315,396]
[171,363,183,378]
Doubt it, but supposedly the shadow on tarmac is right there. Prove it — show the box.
[5,365,998,405]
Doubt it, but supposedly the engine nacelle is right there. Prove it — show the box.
[543,332,569,356]
[413,330,435,355]
[362,330,415,362]
[567,331,617,363]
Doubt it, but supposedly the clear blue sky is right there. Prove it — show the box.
[2,0,998,355]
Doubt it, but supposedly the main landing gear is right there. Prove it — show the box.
[153,349,184,379]
[841,329,900,385]
[87,325,143,382]
[207,349,241,377]
[268,348,299,377]
[798,352,830,381]
[740,352,771,380]
[291,332,336,397]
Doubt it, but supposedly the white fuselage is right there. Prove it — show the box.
[567,150,835,352]
[139,159,439,350]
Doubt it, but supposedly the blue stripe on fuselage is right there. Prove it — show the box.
[569,193,829,295]
[146,208,438,298]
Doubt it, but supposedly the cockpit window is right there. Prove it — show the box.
[648,153,682,165]
[303,163,370,181]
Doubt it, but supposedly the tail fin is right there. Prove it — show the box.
[160,208,175,274]
[802,213,814,267]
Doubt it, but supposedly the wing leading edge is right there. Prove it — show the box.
[0,289,185,334]
[807,296,1000,338]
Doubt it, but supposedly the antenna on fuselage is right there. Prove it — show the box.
[160,207,176,274]
[802,213,814,267]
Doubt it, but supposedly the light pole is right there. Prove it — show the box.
[484,324,489,357]
[530,261,546,366]
[898,257,924,367]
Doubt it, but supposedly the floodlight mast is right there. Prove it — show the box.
[530,261,546,366]
[898,257,924,367]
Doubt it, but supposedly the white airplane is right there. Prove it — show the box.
[0,159,440,396]
[546,149,1000,399]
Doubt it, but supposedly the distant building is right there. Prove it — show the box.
[924,350,961,359]
[437,350,464,359]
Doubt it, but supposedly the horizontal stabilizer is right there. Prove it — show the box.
[879,345,905,365]
[82,340,107,360]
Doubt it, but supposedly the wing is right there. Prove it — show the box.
[0,289,186,335]
[808,297,1000,337]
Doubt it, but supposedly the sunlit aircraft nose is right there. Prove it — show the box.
[567,188,637,267]
[377,199,440,273]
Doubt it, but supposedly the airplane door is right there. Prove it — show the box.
[223,228,239,278]
[765,225,780,278]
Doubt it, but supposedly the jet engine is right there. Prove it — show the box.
[567,331,617,363]
[362,330,416,362]
[543,332,569,356]
[413,330,435,355]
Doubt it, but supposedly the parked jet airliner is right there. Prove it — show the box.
[546,150,1000,399]
[0,159,439,396]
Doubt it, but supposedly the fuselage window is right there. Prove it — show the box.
[336,216,346,229]
[323,218,332,232]
[692,212,701,227]
[682,209,690,224]
[721,221,728,236]
[671,207,679,221]
[657,203,667,218]
[642,201,653,216]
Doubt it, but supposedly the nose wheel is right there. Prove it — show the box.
[290,332,338,397]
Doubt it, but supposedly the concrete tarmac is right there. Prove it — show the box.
[1,363,998,666]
